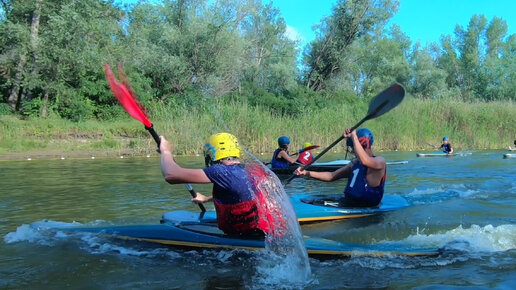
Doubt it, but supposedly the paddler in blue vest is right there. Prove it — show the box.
[159,133,271,236]
[270,136,298,169]
[294,128,386,207]
[439,136,454,154]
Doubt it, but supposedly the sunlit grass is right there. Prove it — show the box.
[1,97,514,158]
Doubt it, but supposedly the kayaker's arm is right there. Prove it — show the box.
[295,163,352,181]
[160,137,211,184]
[277,150,298,164]
[347,131,385,170]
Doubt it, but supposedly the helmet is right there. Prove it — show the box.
[443,136,449,141]
[204,133,241,163]
[278,136,290,147]
[346,128,374,149]
[303,142,312,149]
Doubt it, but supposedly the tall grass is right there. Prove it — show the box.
[1,97,515,158]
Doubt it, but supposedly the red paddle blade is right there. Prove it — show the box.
[104,63,152,128]
[302,145,320,151]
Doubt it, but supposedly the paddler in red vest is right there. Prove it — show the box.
[297,142,316,165]
[159,133,271,236]
[270,136,298,169]
[294,128,386,207]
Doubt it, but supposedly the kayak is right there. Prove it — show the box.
[161,194,410,224]
[269,159,408,175]
[30,214,439,258]
[416,152,455,157]
[503,153,515,159]
[292,194,409,223]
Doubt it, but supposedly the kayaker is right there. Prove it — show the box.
[439,136,454,154]
[270,136,298,168]
[159,133,270,236]
[297,142,315,165]
[294,128,386,207]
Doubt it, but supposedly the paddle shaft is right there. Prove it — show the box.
[146,125,206,212]
[283,103,384,184]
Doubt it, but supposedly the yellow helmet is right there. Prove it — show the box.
[204,133,241,163]
[303,142,312,149]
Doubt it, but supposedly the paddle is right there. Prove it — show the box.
[104,63,206,212]
[284,83,406,185]
[425,142,438,149]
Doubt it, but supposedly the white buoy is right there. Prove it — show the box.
[60,156,65,160]
[146,154,150,158]
[91,156,95,159]
[120,156,124,159]
[27,157,32,161]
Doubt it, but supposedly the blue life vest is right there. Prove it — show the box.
[441,143,452,153]
[344,161,385,206]
[271,148,290,169]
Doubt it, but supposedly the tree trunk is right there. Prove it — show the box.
[7,53,26,110]
[40,92,49,118]
[25,0,42,104]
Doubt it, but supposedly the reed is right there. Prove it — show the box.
[1,97,514,158]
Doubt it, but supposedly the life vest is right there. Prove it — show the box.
[213,199,265,234]
[297,150,312,165]
[271,148,290,169]
[344,161,386,206]
[441,143,452,153]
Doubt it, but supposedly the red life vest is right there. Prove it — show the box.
[211,164,276,235]
[297,150,313,165]
[214,199,265,234]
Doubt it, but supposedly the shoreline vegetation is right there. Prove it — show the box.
[1,97,515,161]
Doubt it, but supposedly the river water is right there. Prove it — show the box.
[1,151,516,289]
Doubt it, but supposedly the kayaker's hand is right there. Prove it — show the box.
[294,167,308,177]
[159,136,174,154]
[191,193,211,204]
[343,127,355,138]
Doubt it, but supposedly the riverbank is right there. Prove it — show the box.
[1,97,515,159]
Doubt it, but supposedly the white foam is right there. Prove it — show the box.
[401,224,516,252]
[252,251,317,289]
[4,224,45,244]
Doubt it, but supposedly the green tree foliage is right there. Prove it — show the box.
[436,15,515,101]
[0,0,124,120]
[303,0,399,91]
[1,0,515,123]
[240,1,298,94]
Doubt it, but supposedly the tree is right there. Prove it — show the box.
[303,0,399,91]
[240,1,298,94]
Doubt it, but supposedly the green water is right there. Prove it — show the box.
[1,151,516,289]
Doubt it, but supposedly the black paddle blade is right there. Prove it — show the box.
[366,83,405,119]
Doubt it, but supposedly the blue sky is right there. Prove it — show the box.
[117,0,516,48]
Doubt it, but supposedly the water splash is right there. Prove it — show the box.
[207,97,312,284]
[399,224,516,252]
[405,184,480,204]
[243,154,312,286]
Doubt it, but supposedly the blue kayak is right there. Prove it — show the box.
[161,194,410,224]
[416,152,455,157]
[31,213,439,258]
